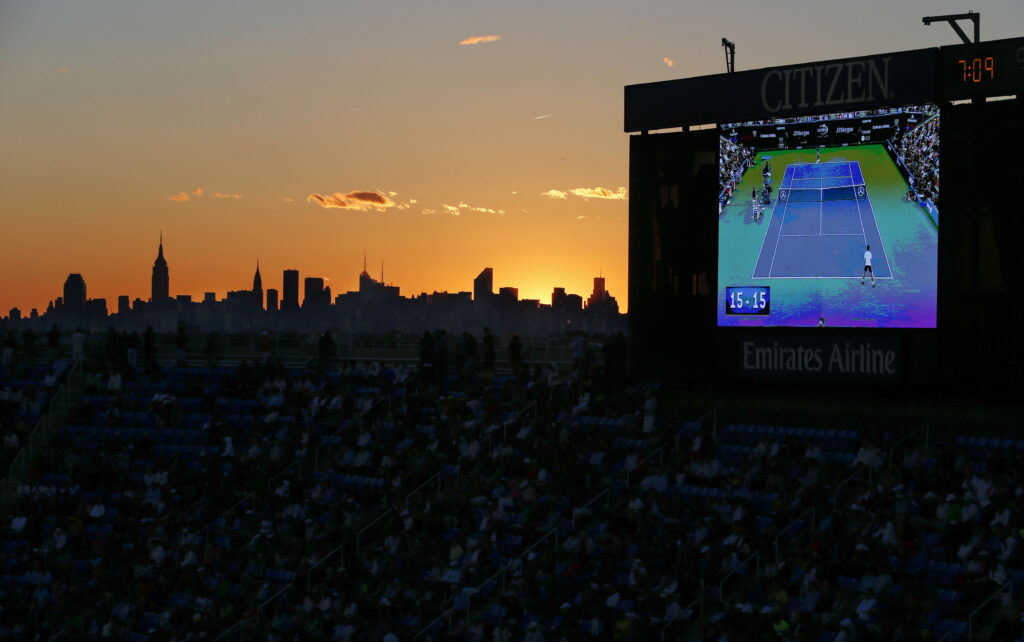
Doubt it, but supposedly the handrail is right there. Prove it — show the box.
[572,488,610,530]
[660,583,704,641]
[214,619,245,641]
[147,491,253,577]
[506,400,536,426]
[676,409,716,453]
[888,423,922,469]
[307,543,344,591]
[773,507,815,566]
[465,567,508,620]
[718,551,759,598]
[625,447,662,489]
[833,466,864,512]
[969,581,1011,639]
[419,524,557,639]
[519,527,559,561]
[256,583,292,628]
[356,508,393,558]
[405,472,441,505]
[267,460,301,493]
[413,611,452,640]
[1,357,82,499]
[314,421,351,472]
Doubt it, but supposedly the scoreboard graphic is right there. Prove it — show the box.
[625,37,1024,386]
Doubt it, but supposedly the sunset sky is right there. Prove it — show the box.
[2,0,1022,316]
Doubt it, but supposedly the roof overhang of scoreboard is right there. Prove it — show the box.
[625,37,1024,133]
[624,48,937,132]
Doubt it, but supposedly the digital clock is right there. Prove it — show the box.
[725,286,770,315]
[940,36,1024,100]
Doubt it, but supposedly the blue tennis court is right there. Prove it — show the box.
[752,161,892,279]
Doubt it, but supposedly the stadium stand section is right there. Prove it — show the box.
[1,337,1022,641]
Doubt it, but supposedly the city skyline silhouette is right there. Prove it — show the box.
[6,234,623,335]
[4,2,1022,316]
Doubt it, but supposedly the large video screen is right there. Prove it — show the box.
[717,104,939,327]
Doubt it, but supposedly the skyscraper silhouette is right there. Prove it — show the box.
[151,233,169,304]
[303,277,324,309]
[63,273,86,310]
[253,261,263,311]
[474,267,493,302]
[282,269,299,312]
[587,275,607,307]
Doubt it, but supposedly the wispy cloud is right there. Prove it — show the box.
[306,190,415,212]
[56,67,69,74]
[284,197,294,203]
[442,201,504,216]
[459,35,501,46]
[307,190,397,212]
[663,57,674,67]
[570,186,627,200]
[168,187,246,203]
[534,114,553,120]
[542,186,628,201]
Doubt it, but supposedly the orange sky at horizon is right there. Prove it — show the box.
[3,0,1022,319]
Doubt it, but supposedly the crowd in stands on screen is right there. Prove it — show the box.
[896,117,940,208]
[719,136,755,204]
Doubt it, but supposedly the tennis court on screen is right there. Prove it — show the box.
[752,161,892,279]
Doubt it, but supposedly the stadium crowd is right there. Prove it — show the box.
[896,115,940,208]
[719,136,756,208]
[1,332,1022,641]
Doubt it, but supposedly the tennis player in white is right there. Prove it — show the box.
[862,245,875,287]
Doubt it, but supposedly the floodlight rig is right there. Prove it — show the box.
[722,38,735,74]
[922,11,980,44]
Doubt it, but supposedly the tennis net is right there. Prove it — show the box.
[780,185,864,203]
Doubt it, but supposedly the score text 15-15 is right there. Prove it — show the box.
[725,286,771,315]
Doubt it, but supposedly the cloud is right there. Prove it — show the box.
[443,204,460,216]
[663,57,674,67]
[56,67,69,74]
[570,186,627,200]
[543,186,628,202]
[455,201,504,215]
[534,114,553,120]
[191,187,204,197]
[169,192,191,202]
[421,208,437,215]
[284,197,294,203]
[306,190,399,212]
[212,193,243,199]
[577,215,587,220]
[459,35,501,46]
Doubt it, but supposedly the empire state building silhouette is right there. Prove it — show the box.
[151,233,169,304]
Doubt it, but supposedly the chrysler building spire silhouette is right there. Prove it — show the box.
[253,259,264,310]
[151,232,169,303]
